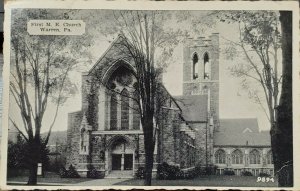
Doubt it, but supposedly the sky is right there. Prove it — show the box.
[8,10,277,134]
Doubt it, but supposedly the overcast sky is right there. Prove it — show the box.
[9,10,277,134]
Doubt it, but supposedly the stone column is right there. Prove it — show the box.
[106,92,111,130]
[226,149,231,167]
[244,149,249,167]
[262,149,267,167]
[129,96,133,130]
[98,87,106,131]
[105,150,109,175]
[121,154,124,170]
[132,152,135,175]
[117,94,121,130]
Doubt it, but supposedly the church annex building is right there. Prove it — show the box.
[66,34,274,178]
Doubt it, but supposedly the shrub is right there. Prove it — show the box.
[67,165,80,178]
[195,165,206,176]
[135,167,145,179]
[157,162,182,180]
[205,165,217,175]
[241,171,253,176]
[59,166,68,178]
[87,168,104,179]
[224,169,235,176]
[60,165,80,178]
[259,172,271,177]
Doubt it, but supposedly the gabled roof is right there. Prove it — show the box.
[88,35,134,76]
[174,95,208,122]
[214,118,271,147]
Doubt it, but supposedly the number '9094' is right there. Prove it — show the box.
[257,177,275,183]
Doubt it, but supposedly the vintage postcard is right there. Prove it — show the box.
[1,0,299,190]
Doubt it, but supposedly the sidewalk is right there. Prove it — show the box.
[7,181,73,186]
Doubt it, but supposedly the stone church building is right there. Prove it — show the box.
[66,34,274,177]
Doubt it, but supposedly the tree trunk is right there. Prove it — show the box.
[142,116,155,186]
[27,161,38,185]
[273,11,293,187]
[27,138,41,185]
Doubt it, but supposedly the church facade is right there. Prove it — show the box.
[66,34,274,177]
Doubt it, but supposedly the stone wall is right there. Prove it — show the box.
[158,105,197,169]
[190,122,214,167]
[66,111,83,168]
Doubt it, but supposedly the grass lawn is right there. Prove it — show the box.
[114,175,278,187]
[7,171,90,185]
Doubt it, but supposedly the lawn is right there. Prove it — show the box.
[7,173,278,187]
[114,175,278,187]
[7,171,90,185]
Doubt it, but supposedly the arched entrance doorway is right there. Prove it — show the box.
[106,136,135,176]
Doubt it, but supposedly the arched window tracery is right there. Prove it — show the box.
[110,92,118,130]
[232,149,243,164]
[121,89,129,130]
[215,149,226,164]
[249,149,261,164]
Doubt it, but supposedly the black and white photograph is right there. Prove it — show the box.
[1,1,298,189]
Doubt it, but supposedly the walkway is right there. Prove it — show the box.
[75,170,133,186]
[75,178,130,186]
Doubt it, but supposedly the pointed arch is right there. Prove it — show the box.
[215,149,226,164]
[203,52,210,79]
[232,149,243,164]
[121,88,129,130]
[192,53,199,79]
[249,149,261,164]
[102,59,136,86]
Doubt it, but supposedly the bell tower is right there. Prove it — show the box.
[182,33,220,121]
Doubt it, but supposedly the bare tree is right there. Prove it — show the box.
[9,9,92,185]
[88,10,187,185]
[219,11,293,186]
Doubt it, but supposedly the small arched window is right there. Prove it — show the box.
[80,128,89,154]
[215,149,226,164]
[232,149,243,164]
[80,128,86,152]
[249,149,261,164]
[204,53,210,79]
[267,150,273,164]
[121,89,129,130]
[192,53,199,79]
[110,92,118,130]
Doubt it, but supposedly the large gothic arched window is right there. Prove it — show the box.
[192,53,199,79]
[110,92,118,130]
[204,53,210,79]
[249,149,261,164]
[121,89,129,130]
[232,149,243,164]
[215,149,226,164]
